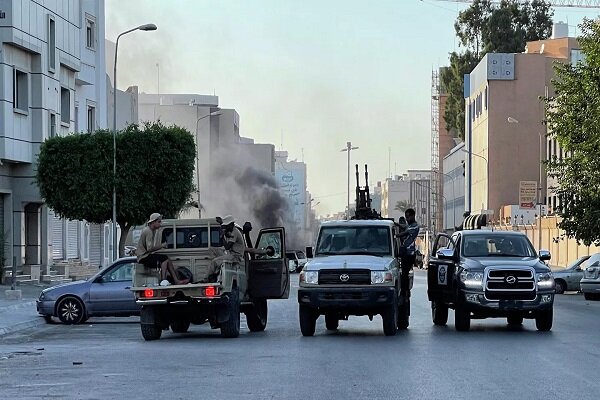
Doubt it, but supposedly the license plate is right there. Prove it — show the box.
[499,300,522,308]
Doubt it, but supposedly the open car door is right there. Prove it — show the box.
[427,233,457,303]
[248,227,290,299]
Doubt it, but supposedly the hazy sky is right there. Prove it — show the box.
[105,0,596,215]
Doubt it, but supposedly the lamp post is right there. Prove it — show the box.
[112,23,157,262]
[507,116,544,250]
[441,171,456,229]
[461,148,489,213]
[195,110,222,218]
[340,142,359,219]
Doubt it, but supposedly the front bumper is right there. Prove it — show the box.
[298,286,396,312]
[580,280,600,293]
[459,290,554,316]
[36,300,55,316]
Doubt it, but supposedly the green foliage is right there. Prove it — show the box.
[544,19,600,246]
[442,0,553,139]
[394,200,414,213]
[36,122,196,255]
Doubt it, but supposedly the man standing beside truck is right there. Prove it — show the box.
[399,208,419,295]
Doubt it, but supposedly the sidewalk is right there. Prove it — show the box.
[0,282,53,337]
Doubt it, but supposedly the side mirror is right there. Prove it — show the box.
[306,246,313,259]
[94,276,105,283]
[437,248,455,261]
[98,265,103,270]
[539,250,551,261]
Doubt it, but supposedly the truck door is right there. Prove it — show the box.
[248,228,290,299]
[427,233,457,303]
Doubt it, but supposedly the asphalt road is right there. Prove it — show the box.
[1,270,599,400]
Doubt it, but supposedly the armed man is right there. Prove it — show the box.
[399,208,419,295]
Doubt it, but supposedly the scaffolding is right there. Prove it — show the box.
[431,70,440,233]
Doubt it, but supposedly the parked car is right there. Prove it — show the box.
[580,253,600,300]
[552,255,590,294]
[286,250,308,273]
[37,257,140,324]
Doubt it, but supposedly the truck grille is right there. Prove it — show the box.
[484,268,536,301]
[318,269,371,285]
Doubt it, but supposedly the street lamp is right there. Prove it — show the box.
[340,142,359,220]
[461,148,489,212]
[195,110,222,218]
[112,23,157,262]
[507,116,544,250]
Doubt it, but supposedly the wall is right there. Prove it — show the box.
[443,142,465,231]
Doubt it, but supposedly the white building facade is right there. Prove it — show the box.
[0,0,108,279]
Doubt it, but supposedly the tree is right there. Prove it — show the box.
[36,122,196,256]
[395,200,414,213]
[442,0,553,139]
[544,19,600,246]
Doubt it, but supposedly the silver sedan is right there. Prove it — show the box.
[552,255,590,294]
[36,257,140,324]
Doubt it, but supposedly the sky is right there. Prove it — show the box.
[105,0,597,216]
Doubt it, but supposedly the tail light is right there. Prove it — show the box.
[205,286,216,297]
[143,288,154,298]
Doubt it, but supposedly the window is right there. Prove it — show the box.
[49,113,56,137]
[87,105,95,133]
[13,69,28,113]
[86,17,95,49]
[103,262,135,282]
[60,87,70,125]
[570,49,585,65]
[48,16,56,71]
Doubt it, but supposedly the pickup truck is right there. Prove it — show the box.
[427,229,555,331]
[131,218,290,340]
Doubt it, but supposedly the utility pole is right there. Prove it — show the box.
[341,142,359,219]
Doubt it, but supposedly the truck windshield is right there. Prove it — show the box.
[315,226,391,257]
[462,234,537,258]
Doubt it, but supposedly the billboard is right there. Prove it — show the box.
[519,181,537,209]
[275,165,306,230]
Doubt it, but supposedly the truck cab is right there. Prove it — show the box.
[427,229,555,331]
[131,218,290,340]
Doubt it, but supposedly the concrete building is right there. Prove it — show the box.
[381,170,431,225]
[138,93,275,220]
[275,151,309,247]
[408,170,432,229]
[442,141,466,232]
[371,181,382,215]
[381,176,410,221]
[0,0,107,280]
[464,25,579,219]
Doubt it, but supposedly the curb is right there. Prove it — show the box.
[0,316,46,337]
[0,300,38,313]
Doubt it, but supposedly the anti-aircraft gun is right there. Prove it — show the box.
[352,164,382,220]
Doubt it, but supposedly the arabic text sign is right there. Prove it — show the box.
[519,181,537,209]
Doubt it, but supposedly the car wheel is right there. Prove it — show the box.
[507,315,523,326]
[56,296,86,325]
[299,305,317,336]
[454,305,471,332]
[554,280,566,294]
[431,301,448,326]
[246,299,268,332]
[382,303,398,336]
[220,287,241,338]
[584,292,597,301]
[170,320,191,333]
[535,309,553,331]
[43,315,53,324]
[325,314,339,330]
[141,323,162,341]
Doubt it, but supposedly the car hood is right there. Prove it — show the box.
[42,279,90,294]
[305,255,394,271]
[462,257,550,272]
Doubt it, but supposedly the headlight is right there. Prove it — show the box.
[459,270,483,288]
[537,272,554,289]
[371,271,393,284]
[39,291,46,301]
[300,271,319,284]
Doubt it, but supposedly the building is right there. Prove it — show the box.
[0,0,107,280]
[442,141,466,232]
[381,170,431,225]
[381,176,410,221]
[463,24,579,219]
[138,93,275,221]
[408,170,432,229]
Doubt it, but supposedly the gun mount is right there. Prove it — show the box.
[352,164,382,220]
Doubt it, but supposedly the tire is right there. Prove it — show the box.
[299,305,316,336]
[507,315,523,326]
[325,314,339,330]
[43,315,53,324]
[535,309,553,331]
[431,301,448,326]
[584,292,596,301]
[220,287,241,338]
[554,280,566,294]
[141,323,162,341]
[56,296,86,325]
[382,303,398,336]
[397,299,410,330]
[246,299,268,332]
[170,320,191,333]
[454,305,471,332]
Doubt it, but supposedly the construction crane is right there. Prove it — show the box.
[429,0,600,8]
